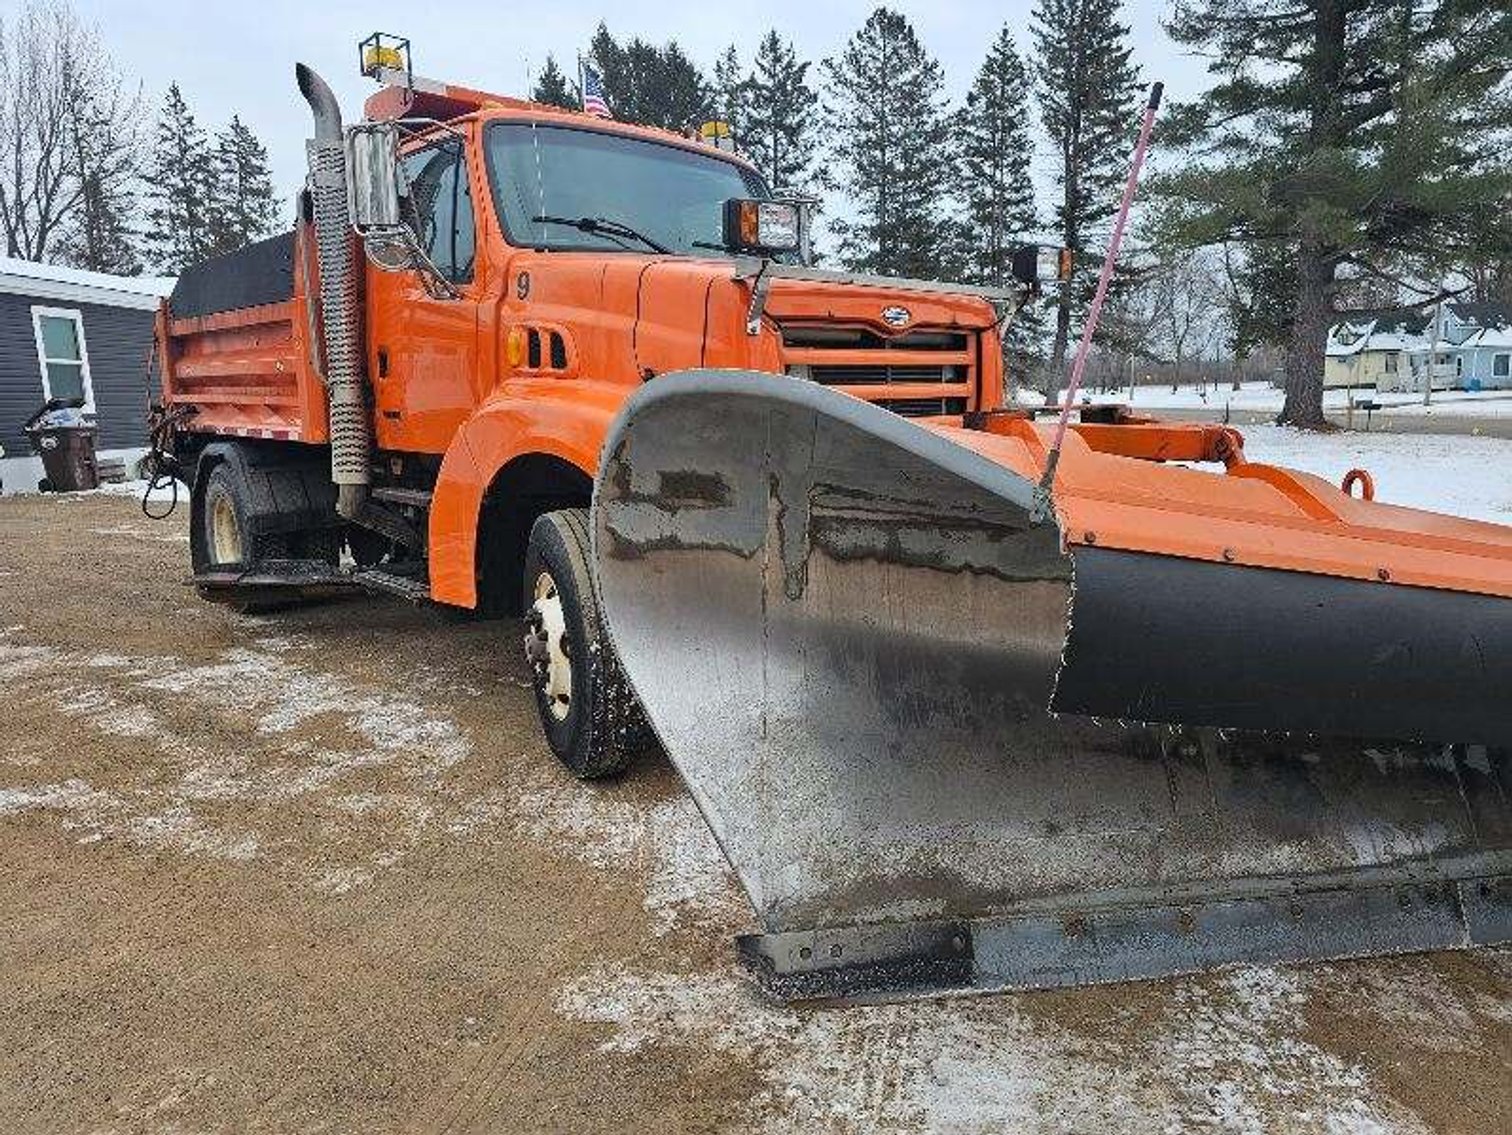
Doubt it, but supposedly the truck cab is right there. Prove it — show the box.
[154,54,1025,777]
[357,81,1008,599]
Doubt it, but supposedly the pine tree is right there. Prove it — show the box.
[712,45,746,137]
[743,31,818,192]
[1032,0,1140,389]
[57,88,142,274]
[144,83,214,272]
[58,168,141,275]
[201,114,278,256]
[207,114,279,257]
[958,28,1037,287]
[588,25,708,131]
[957,26,1041,375]
[531,55,576,110]
[1161,1,1512,426]
[821,8,953,278]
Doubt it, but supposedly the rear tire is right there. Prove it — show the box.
[202,463,260,568]
[521,508,650,779]
[195,460,295,614]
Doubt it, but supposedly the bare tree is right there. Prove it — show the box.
[1147,248,1224,388]
[0,0,141,264]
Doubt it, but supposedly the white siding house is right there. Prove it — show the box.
[1326,301,1511,393]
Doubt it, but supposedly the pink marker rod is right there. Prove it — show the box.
[1038,81,1163,500]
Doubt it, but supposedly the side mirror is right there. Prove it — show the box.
[342,121,459,299]
[345,122,403,231]
[1011,244,1073,291]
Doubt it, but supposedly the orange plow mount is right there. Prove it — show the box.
[593,372,1512,1004]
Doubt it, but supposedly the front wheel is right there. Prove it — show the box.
[521,508,651,779]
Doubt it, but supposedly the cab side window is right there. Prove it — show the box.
[401,141,476,284]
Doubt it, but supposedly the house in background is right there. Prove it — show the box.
[0,258,173,494]
[1324,310,1429,389]
[1402,301,1512,391]
[1325,301,1512,393]
[1457,324,1512,389]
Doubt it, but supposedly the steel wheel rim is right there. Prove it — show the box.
[526,570,572,722]
[210,493,243,564]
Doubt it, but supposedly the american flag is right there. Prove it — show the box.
[581,62,612,118]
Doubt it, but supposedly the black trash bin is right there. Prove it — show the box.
[23,400,99,492]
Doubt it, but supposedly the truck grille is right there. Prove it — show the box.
[782,327,969,351]
[809,365,963,386]
[780,323,976,418]
[877,396,968,417]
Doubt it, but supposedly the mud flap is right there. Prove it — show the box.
[592,372,1512,1002]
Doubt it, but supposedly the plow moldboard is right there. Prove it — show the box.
[593,373,1512,1001]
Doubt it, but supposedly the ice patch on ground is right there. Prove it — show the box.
[0,640,61,680]
[1157,967,1428,1134]
[0,636,472,882]
[0,778,113,816]
[0,776,260,861]
[1310,960,1482,1054]
[557,964,1430,1135]
[90,523,190,545]
[314,864,374,895]
[515,783,742,934]
[141,647,471,781]
[0,630,728,930]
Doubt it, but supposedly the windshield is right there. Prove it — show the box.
[486,122,771,257]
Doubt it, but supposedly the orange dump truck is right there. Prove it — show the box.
[152,46,1510,1003]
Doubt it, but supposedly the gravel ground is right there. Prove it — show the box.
[0,493,1508,1134]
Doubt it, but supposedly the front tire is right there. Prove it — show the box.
[521,508,650,779]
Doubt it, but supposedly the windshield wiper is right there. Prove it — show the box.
[531,214,672,255]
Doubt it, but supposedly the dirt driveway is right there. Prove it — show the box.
[0,493,1507,1135]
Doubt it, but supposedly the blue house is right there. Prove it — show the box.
[1455,325,1512,390]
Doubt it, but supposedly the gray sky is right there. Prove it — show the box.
[59,0,1212,202]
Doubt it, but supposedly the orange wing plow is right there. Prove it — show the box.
[593,373,1511,1003]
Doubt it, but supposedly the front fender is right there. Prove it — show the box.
[428,379,626,607]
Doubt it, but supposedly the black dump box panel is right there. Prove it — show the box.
[169,231,296,319]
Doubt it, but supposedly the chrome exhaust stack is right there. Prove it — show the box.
[296,63,369,520]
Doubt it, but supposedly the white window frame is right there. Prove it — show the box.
[30,304,95,413]
[1494,353,1510,378]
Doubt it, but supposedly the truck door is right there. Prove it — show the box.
[368,137,480,454]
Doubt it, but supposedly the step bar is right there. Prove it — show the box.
[193,559,430,604]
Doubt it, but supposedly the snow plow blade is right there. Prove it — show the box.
[592,372,1512,1003]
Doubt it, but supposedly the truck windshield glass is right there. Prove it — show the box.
[487,122,771,257]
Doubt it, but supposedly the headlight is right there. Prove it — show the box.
[724,199,801,254]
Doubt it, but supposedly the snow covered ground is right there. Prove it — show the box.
[90,477,184,505]
[1020,382,1512,420]
[1229,426,1512,525]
